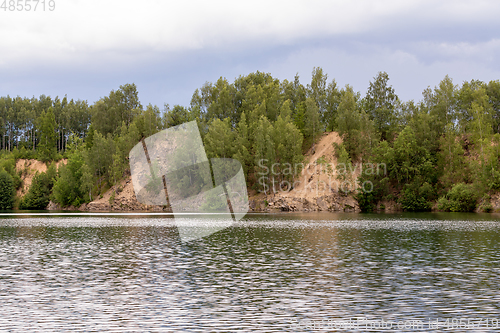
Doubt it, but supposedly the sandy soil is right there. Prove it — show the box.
[249,131,360,212]
[16,159,67,198]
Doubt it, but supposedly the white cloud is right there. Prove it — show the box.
[1,0,500,107]
[2,0,499,68]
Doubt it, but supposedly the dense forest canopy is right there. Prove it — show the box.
[1,68,500,212]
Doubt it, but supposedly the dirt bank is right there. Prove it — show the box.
[16,159,67,198]
[249,131,361,213]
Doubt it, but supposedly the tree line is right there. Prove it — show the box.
[0,69,499,212]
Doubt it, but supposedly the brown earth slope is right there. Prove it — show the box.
[78,177,168,211]
[249,131,361,212]
[16,159,67,198]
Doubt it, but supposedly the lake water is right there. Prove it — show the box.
[1,212,500,332]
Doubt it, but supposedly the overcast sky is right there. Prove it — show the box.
[1,0,500,109]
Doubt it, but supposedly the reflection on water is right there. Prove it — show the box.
[0,213,500,331]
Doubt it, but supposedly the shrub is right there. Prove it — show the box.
[109,191,116,205]
[399,182,434,212]
[52,151,85,207]
[437,183,478,212]
[355,175,390,212]
[200,190,228,212]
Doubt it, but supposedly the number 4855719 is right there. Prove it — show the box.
[1,0,55,11]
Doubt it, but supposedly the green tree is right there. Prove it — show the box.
[399,182,434,212]
[233,112,252,178]
[80,161,94,202]
[304,97,321,147]
[52,137,85,206]
[164,104,192,128]
[324,80,341,131]
[87,131,115,188]
[437,124,469,189]
[469,87,493,161]
[336,86,375,160]
[91,83,142,137]
[307,67,328,125]
[391,126,433,186]
[253,115,275,194]
[485,80,500,133]
[19,165,56,210]
[37,108,57,161]
[0,169,15,210]
[437,183,478,212]
[272,100,304,183]
[204,117,235,159]
[364,71,398,141]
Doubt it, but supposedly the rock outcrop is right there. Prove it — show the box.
[250,192,359,213]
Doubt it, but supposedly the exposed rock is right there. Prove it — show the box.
[249,192,360,213]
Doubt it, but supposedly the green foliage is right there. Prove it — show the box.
[134,104,163,138]
[19,165,56,210]
[86,130,115,189]
[437,125,469,189]
[307,67,328,121]
[437,183,479,212]
[233,112,252,179]
[399,182,434,212]
[200,190,228,212]
[324,80,341,131]
[12,146,37,160]
[253,115,276,193]
[304,97,321,144]
[364,71,398,141]
[391,126,434,185]
[316,155,333,175]
[335,144,352,181]
[91,83,142,137]
[163,104,192,128]
[428,75,457,138]
[109,191,116,206]
[204,118,235,159]
[80,163,94,202]
[51,138,85,207]
[2,72,500,215]
[0,153,22,189]
[485,80,500,134]
[355,174,390,212]
[0,169,15,210]
[483,134,500,190]
[408,107,439,154]
[336,85,376,160]
[272,104,304,182]
[479,194,493,213]
[37,108,57,161]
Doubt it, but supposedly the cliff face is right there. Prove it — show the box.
[249,131,361,213]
